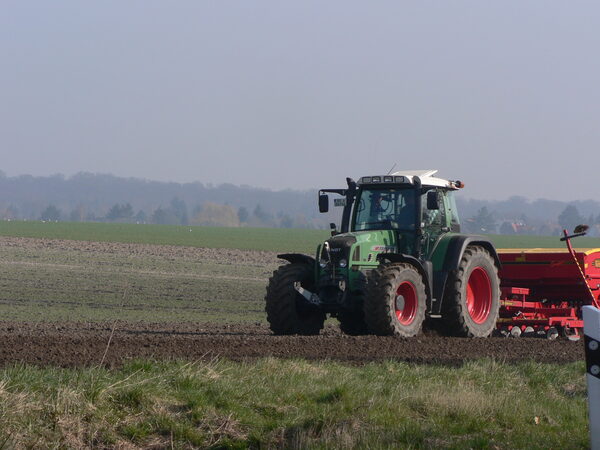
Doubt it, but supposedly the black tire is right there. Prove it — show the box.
[265,262,325,335]
[363,263,427,337]
[441,245,500,337]
[337,294,369,335]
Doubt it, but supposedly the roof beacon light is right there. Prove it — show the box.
[362,177,372,183]
[383,176,393,183]
[454,180,465,189]
[372,176,381,183]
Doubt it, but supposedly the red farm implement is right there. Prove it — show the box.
[497,228,600,340]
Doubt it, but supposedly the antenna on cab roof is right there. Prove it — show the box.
[386,163,397,175]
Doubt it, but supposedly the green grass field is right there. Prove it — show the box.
[0,359,588,449]
[2,220,600,253]
[0,221,329,253]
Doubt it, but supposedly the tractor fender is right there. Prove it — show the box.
[376,253,433,308]
[277,253,316,267]
[442,235,501,272]
[430,235,501,315]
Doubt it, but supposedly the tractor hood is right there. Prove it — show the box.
[323,230,399,266]
[328,230,397,248]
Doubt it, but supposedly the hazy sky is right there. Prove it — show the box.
[1,2,599,200]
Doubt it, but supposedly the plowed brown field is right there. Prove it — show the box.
[0,321,583,368]
[0,236,586,368]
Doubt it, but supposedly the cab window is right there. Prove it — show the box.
[421,189,446,228]
[446,191,460,230]
[353,188,417,232]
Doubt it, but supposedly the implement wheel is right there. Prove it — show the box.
[363,263,426,336]
[442,245,500,337]
[265,263,325,335]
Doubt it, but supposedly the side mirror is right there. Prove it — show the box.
[330,222,338,236]
[319,194,329,213]
[426,191,440,210]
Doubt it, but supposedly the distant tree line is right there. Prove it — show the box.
[461,203,600,237]
[0,171,328,229]
[2,171,600,235]
[32,198,317,229]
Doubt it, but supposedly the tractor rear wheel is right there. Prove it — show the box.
[265,262,326,335]
[363,263,427,336]
[442,246,500,337]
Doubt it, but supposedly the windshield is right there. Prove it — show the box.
[353,187,417,232]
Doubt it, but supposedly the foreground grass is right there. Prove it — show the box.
[2,220,600,254]
[0,358,587,449]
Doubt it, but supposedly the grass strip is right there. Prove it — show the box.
[0,358,588,449]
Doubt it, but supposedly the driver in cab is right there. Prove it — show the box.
[370,191,416,230]
[370,192,389,221]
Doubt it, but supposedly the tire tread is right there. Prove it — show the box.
[363,263,426,337]
[265,263,325,335]
[441,246,500,337]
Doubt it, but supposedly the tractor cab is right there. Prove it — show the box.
[319,170,463,260]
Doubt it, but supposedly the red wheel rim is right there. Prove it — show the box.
[466,267,492,324]
[395,281,418,325]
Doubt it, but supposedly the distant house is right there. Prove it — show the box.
[499,220,536,235]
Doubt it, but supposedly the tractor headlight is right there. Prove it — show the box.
[319,259,329,268]
[338,259,348,268]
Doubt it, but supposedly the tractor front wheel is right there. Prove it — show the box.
[442,246,500,337]
[265,262,325,335]
[363,263,427,336]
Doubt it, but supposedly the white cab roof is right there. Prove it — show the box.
[391,169,456,189]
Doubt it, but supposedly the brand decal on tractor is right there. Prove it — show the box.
[370,245,395,252]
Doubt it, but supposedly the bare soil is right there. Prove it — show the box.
[0,236,281,265]
[0,321,584,368]
[0,236,586,368]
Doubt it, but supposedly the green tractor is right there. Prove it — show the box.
[265,170,501,337]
